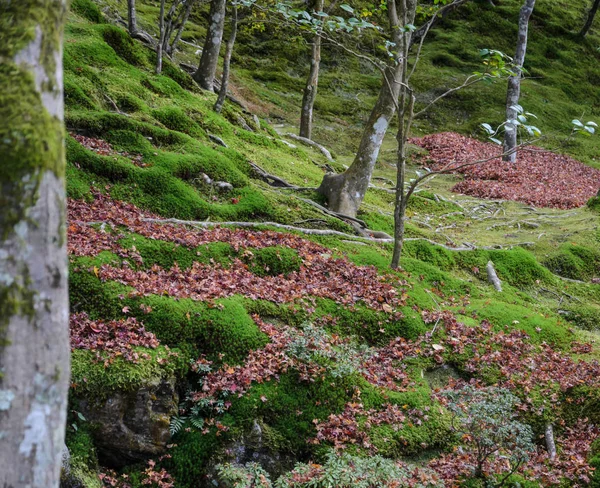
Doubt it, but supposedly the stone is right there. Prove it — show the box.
[78,375,178,468]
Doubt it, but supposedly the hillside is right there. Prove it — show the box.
[60,0,600,487]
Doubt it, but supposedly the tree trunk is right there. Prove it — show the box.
[545,423,557,460]
[580,0,600,37]
[299,0,324,140]
[0,1,70,487]
[128,0,138,35]
[503,0,536,163]
[193,0,227,91]
[214,3,238,114]
[156,0,167,74]
[168,0,196,55]
[317,0,416,218]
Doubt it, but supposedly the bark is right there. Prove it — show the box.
[318,0,416,218]
[0,1,70,487]
[156,0,167,74]
[580,0,600,37]
[503,0,536,163]
[168,0,196,54]
[214,3,238,113]
[545,423,557,460]
[193,0,227,91]
[127,0,138,35]
[299,0,324,140]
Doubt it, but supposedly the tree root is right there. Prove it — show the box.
[285,133,334,161]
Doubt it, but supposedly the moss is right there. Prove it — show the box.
[313,299,426,344]
[101,25,150,68]
[543,244,600,281]
[162,429,224,488]
[404,240,456,270]
[487,248,554,287]
[151,106,203,136]
[587,196,600,213]
[70,0,104,24]
[560,304,600,331]
[70,346,179,398]
[243,246,302,277]
[64,426,102,488]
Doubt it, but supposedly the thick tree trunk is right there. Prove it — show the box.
[128,0,138,34]
[503,0,536,163]
[156,0,167,74]
[580,0,600,37]
[299,0,324,140]
[214,3,238,113]
[317,0,416,218]
[0,1,70,487]
[193,0,227,91]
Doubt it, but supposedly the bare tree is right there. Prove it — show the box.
[166,0,197,55]
[579,0,600,37]
[194,0,227,90]
[0,0,70,486]
[503,0,536,163]
[299,0,325,140]
[214,2,238,113]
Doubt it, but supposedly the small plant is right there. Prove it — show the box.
[217,462,273,488]
[442,385,535,486]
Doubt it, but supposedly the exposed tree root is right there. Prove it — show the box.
[285,133,334,161]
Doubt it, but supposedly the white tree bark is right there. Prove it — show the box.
[503,0,536,162]
[0,1,70,487]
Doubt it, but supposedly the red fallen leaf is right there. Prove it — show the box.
[231,197,240,204]
[260,395,268,403]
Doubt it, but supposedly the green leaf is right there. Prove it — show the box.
[340,4,354,13]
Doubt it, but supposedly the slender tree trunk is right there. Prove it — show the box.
[545,423,557,460]
[128,0,139,35]
[193,0,227,91]
[299,0,324,140]
[0,1,70,487]
[580,0,600,37]
[317,0,416,218]
[168,0,196,54]
[156,0,167,74]
[503,0,536,163]
[214,3,238,114]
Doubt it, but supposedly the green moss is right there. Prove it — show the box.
[70,0,103,23]
[243,246,302,277]
[101,25,150,68]
[587,196,600,213]
[151,106,203,136]
[64,426,102,488]
[543,244,600,281]
[404,240,456,270]
[560,304,600,331]
[70,346,179,398]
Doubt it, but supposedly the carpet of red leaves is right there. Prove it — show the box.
[412,132,600,209]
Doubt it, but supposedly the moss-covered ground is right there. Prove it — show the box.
[63,0,600,486]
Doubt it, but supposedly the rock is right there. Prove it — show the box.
[214,181,233,192]
[204,421,296,486]
[78,375,178,468]
[278,139,297,149]
[236,114,254,132]
[209,134,228,147]
[252,114,261,131]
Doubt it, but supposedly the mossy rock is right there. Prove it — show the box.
[404,240,456,271]
[543,244,600,281]
[560,304,600,331]
[63,427,102,488]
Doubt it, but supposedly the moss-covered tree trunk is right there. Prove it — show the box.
[299,0,324,140]
[193,0,227,91]
[503,0,536,163]
[0,1,70,487]
[317,0,416,218]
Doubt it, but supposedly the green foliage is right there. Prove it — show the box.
[217,463,273,488]
[443,386,535,482]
